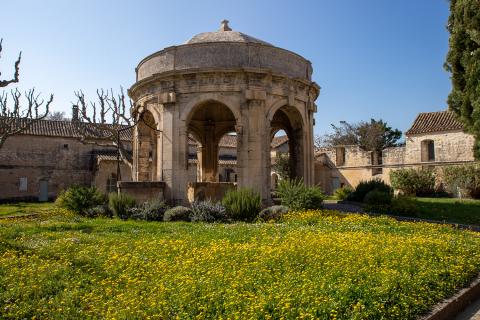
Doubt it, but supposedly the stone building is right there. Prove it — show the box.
[125,20,319,204]
[0,119,132,202]
[0,116,288,201]
[315,110,476,194]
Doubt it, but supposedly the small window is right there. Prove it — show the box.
[106,173,118,193]
[19,177,28,191]
[336,147,346,166]
[63,144,69,149]
[421,140,435,162]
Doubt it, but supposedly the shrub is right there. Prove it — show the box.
[164,206,192,222]
[348,179,392,202]
[55,185,106,215]
[258,205,289,222]
[391,197,419,217]
[84,204,112,218]
[390,168,436,197]
[364,190,392,206]
[108,193,136,220]
[191,200,228,222]
[443,164,480,199]
[276,178,325,211]
[131,200,169,221]
[334,186,353,200]
[222,188,261,222]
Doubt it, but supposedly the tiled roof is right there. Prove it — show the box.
[271,135,289,148]
[188,134,288,148]
[406,110,464,135]
[188,158,237,166]
[6,118,132,141]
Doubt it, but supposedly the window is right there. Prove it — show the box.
[106,173,118,193]
[421,140,435,162]
[19,177,27,191]
[335,147,345,166]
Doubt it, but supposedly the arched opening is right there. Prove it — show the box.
[270,106,304,183]
[137,110,157,181]
[186,100,237,183]
[271,129,289,190]
[421,139,435,162]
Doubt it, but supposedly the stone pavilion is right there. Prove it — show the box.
[124,20,320,204]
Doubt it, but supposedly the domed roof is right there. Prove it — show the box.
[186,20,272,46]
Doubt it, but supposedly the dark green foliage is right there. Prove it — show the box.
[84,204,112,218]
[276,178,325,211]
[163,206,192,222]
[130,200,169,221]
[333,186,353,200]
[272,153,291,180]
[108,193,136,220]
[348,179,392,202]
[364,190,392,206]
[390,168,436,197]
[222,188,261,222]
[55,185,107,215]
[258,205,289,222]
[322,119,402,151]
[391,197,419,217]
[191,200,228,222]
[443,163,480,199]
[445,0,480,159]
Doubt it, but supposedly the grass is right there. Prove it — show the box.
[415,197,480,225]
[0,202,55,217]
[0,208,480,319]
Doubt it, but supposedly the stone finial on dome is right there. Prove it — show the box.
[219,19,232,32]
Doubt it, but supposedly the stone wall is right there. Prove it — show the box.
[405,131,474,163]
[315,130,476,195]
[0,135,131,202]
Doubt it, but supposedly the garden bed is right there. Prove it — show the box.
[1,209,480,319]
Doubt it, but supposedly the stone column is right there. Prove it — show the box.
[200,124,219,182]
[238,89,270,203]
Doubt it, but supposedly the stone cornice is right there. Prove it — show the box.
[129,68,320,103]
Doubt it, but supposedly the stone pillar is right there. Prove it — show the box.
[200,125,219,182]
[238,89,270,203]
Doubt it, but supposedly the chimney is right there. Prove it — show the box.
[72,105,79,122]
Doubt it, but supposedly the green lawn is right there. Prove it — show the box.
[0,202,55,217]
[415,197,480,225]
[1,208,480,319]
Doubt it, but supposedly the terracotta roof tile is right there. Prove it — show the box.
[406,110,464,135]
[188,134,288,148]
[4,118,132,141]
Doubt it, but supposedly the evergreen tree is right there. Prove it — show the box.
[445,0,480,159]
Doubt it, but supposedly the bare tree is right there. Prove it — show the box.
[47,111,68,121]
[0,39,53,149]
[72,88,138,169]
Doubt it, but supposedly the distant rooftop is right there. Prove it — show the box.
[406,110,464,135]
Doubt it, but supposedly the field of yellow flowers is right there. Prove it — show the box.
[1,209,480,319]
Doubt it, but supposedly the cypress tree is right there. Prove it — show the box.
[445,0,480,159]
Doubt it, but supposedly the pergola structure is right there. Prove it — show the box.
[123,21,320,204]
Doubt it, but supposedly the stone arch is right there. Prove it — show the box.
[185,99,238,182]
[266,98,307,128]
[181,93,241,123]
[270,105,305,180]
[136,110,158,181]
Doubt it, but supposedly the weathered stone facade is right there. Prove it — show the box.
[127,21,319,204]
[0,132,131,201]
[315,111,476,194]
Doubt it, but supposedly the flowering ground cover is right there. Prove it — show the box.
[0,209,480,319]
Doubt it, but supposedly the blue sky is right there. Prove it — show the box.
[0,0,450,136]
